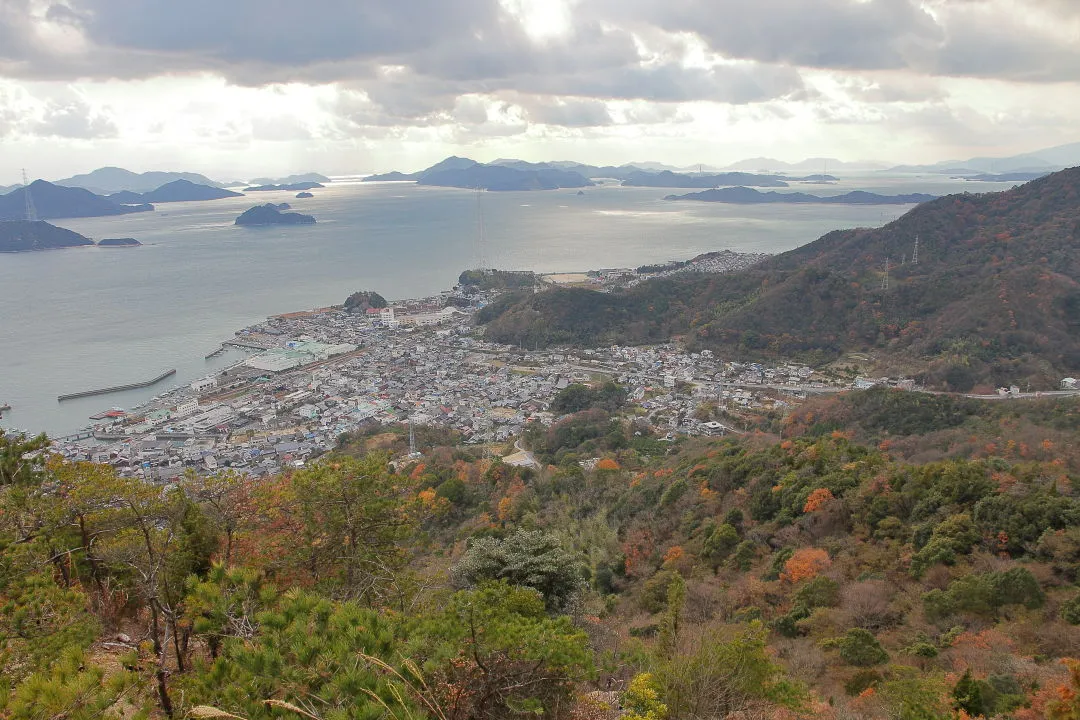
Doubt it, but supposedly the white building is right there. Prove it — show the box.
[191,377,217,393]
[175,399,199,416]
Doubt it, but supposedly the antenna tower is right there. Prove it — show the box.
[881,256,890,291]
[475,187,488,271]
[21,169,37,222]
[912,235,919,265]
[409,420,417,456]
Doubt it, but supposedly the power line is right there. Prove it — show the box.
[21,169,37,222]
[475,186,487,271]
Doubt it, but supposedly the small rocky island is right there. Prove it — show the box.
[295,191,314,198]
[97,237,142,247]
[235,204,316,226]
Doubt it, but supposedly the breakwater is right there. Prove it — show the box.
[57,369,177,402]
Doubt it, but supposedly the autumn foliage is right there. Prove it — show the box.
[781,547,831,583]
[803,488,835,513]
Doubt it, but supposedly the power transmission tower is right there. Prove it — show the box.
[912,235,919,265]
[475,186,488,271]
[22,169,37,222]
[881,256,890,291]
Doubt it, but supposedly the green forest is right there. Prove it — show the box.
[6,388,1080,719]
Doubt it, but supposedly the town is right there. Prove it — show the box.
[49,274,868,480]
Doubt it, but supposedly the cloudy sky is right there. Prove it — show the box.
[1,0,1078,182]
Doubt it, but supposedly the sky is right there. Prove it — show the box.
[1,0,1079,183]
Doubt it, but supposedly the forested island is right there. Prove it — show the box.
[0,180,153,220]
[235,203,317,226]
[0,219,94,252]
[109,179,243,204]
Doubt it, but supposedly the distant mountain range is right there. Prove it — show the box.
[956,172,1051,183]
[889,141,1080,174]
[478,167,1080,389]
[363,156,822,191]
[720,157,886,172]
[0,181,152,221]
[665,187,936,204]
[54,167,226,194]
[0,220,95,252]
[110,180,244,204]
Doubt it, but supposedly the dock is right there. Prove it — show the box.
[58,369,177,402]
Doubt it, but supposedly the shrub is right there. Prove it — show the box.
[450,529,585,612]
[923,567,1044,624]
[845,669,883,696]
[703,523,739,561]
[1062,592,1080,625]
[623,673,668,720]
[832,628,888,667]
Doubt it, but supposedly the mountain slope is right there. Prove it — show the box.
[0,180,153,220]
[480,166,1080,388]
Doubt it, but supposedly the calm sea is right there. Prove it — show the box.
[0,174,1015,436]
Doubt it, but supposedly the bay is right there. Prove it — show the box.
[0,175,1016,436]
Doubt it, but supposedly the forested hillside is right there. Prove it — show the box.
[480,167,1080,389]
[6,392,1080,719]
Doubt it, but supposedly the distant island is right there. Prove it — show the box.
[0,220,95,252]
[422,165,592,191]
[54,167,226,194]
[109,179,244,204]
[623,170,790,188]
[664,187,937,204]
[235,204,316,226]
[364,156,592,191]
[247,173,330,186]
[0,180,153,220]
[362,157,850,191]
[295,191,314,198]
[957,172,1051,183]
[97,237,141,247]
[244,182,325,192]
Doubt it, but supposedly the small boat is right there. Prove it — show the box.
[89,408,126,420]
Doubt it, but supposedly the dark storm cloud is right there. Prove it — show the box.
[7,0,801,107]
[1,0,1077,137]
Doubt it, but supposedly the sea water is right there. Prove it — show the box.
[0,175,1016,435]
